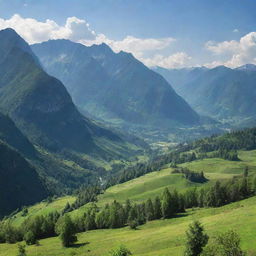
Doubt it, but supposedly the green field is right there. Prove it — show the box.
[1,196,256,256]
[10,196,76,227]
[2,150,256,255]
[96,150,256,206]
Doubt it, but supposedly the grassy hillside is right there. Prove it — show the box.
[96,149,255,206]
[9,149,255,225]
[1,196,256,256]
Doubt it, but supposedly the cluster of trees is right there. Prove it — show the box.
[62,185,102,214]
[0,211,60,245]
[72,189,184,233]
[212,148,239,161]
[184,173,254,209]
[172,168,207,183]
[1,172,255,247]
[193,128,256,153]
[184,221,245,256]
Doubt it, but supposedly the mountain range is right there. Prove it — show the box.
[32,39,199,129]
[154,65,256,124]
[0,28,147,214]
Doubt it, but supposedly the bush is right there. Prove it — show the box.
[24,231,37,245]
[110,245,132,256]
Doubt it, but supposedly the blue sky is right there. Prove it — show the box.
[0,0,255,68]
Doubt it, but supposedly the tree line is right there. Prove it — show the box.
[1,171,255,247]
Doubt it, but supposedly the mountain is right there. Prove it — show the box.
[0,112,36,158]
[32,40,199,128]
[0,28,145,193]
[0,112,47,216]
[236,64,256,72]
[0,140,47,217]
[152,66,208,95]
[154,65,256,123]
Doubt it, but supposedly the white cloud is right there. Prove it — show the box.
[81,35,175,59]
[205,32,256,68]
[141,52,192,69]
[0,14,96,44]
[0,14,181,67]
[233,28,239,33]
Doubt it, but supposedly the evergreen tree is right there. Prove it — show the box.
[24,231,37,245]
[124,199,132,220]
[128,205,138,223]
[243,166,249,177]
[153,196,162,219]
[184,221,208,256]
[216,230,244,256]
[239,177,249,198]
[17,244,26,256]
[202,230,245,256]
[136,203,146,225]
[59,215,77,247]
[161,188,173,218]
[145,199,155,221]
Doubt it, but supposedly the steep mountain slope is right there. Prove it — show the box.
[0,28,142,158]
[32,40,199,127]
[0,112,36,158]
[0,141,47,217]
[152,66,208,95]
[154,65,256,122]
[0,28,147,196]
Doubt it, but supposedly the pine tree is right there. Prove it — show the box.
[59,215,77,247]
[184,221,208,256]
[240,177,249,198]
[17,244,26,256]
[145,199,155,221]
[161,188,173,218]
[215,230,244,256]
[24,230,37,245]
[153,196,162,219]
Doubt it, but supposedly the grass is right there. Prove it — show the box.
[1,196,256,256]
[10,150,256,224]
[10,196,75,227]
[96,150,256,206]
[3,150,256,255]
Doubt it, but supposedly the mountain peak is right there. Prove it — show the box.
[236,64,256,71]
[0,27,39,63]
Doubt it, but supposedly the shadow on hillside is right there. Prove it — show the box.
[172,213,189,219]
[71,242,89,248]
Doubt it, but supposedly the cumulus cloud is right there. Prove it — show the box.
[0,14,96,44]
[0,14,182,68]
[79,34,175,59]
[205,32,256,68]
[142,52,192,69]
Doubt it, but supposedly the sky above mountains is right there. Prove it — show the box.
[0,0,255,69]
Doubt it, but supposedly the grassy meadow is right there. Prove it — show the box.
[2,149,256,255]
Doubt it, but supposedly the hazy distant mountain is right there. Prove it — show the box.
[154,65,256,122]
[32,40,199,128]
[152,66,208,95]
